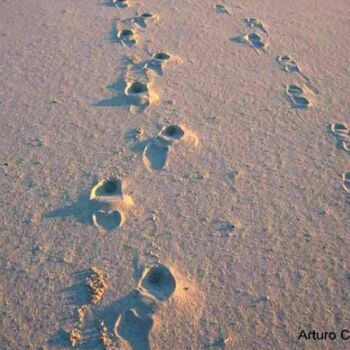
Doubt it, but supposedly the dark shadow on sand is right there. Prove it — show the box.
[48,263,157,350]
[43,191,111,226]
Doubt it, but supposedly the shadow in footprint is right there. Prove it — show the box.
[92,209,123,231]
[143,139,170,171]
[215,4,232,16]
[115,309,153,350]
[231,32,267,55]
[285,84,311,109]
[103,0,128,9]
[139,264,176,302]
[126,131,170,171]
[122,13,158,29]
[329,123,350,152]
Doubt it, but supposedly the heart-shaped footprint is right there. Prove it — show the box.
[92,210,123,231]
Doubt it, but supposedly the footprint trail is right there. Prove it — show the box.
[277,55,319,94]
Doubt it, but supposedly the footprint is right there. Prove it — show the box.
[90,177,127,201]
[244,18,268,35]
[331,123,348,136]
[112,0,128,9]
[90,177,134,231]
[159,124,185,141]
[286,84,304,96]
[117,28,138,47]
[215,4,232,16]
[331,123,350,152]
[285,84,311,109]
[115,309,153,350]
[133,12,159,28]
[145,52,182,75]
[114,264,176,349]
[138,264,176,302]
[92,209,124,231]
[343,172,350,193]
[95,56,160,113]
[90,177,122,198]
[158,124,199,146]
[232,32,268,54]
[119,12,159,29]
[246,33,266,49]
[125,80,159,113]
[277,55,319,94]
[143,138,170,171]
[142,124,198,171]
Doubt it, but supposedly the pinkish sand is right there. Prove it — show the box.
[0,0,349,349]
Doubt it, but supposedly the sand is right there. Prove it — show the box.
[0,0,349,349]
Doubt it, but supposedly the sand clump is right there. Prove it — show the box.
[69,328,82,348]
[87,267,108,305]
[100,321,116,350]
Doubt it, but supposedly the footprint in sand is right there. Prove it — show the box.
[138,264,177,302]
[114,263,176,349]
[95,75,159,114]
[244,18,269,35]
[143,138,171,171]
[142,124,199,172]
[128,51,182,76]
[125,80,159,113]
[145,52,174,75]
[54,262,202,349]
[112,0,129,9]
[343,172,350,193]
[95,54,163,113]
[214,4,232,16]
[277,55,319,94]
[92,210,123,231]
[331,123,350,152]
[90,177,134,231]
[122,12,159,28]
[232,32,268,54]
[115,309,154,349]
[117,27,138,47]
[285,84,311,109]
